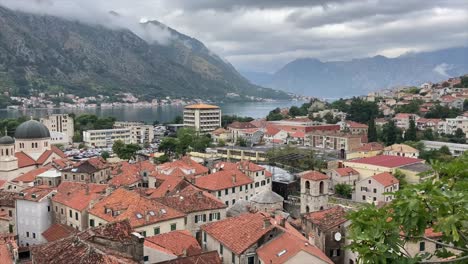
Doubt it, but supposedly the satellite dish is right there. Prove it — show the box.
[334,232,342,241]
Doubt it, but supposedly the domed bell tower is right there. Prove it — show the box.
[0,132,19,176]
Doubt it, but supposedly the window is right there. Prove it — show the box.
[140,231,147,237]
[90,219,95,227]
[220,244,223,254]
[373,188,377,193]
[247,256,254,264]
[61,208,64,215]
[69,210,72,218]
[33,233,36,239]
[255,182,259,187]
[218,191,221,197]
[319,181,324,194]
[373,197,377,201]
[240,185,243,191]
[143,256,149,262]
[419,242,425,251]
[267,179,270,184]
[362,195,366,201]
[368,180,371,184]
[170,223,177,231]
[203,232,207,242]
[26,232,29,237]
[75,212,79,220]
[232,199,236,205]
[154,227,160,235]
[81,175,84,181]
[436,240,443,249]
[250,184,253,188]
[225,201,229,206]
[232,252,236,264]
[225,189,228,195]
[245,184,248,190]
[8,210,12,217]
[261,180,265,186]
[232,187,235,193]
[48,206,50,212]
[195,215,199,223]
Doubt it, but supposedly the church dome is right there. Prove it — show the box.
[0,135,15,145]
[250,190,284,204]
[14,120,50,139]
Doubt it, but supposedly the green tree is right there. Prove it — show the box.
[237,137,248,147]
[347,153,468,263]
[394,100,423,114]
[154,154,169,164]
[101,151,110,160]
[288,106,301,117]
[450,128,466,144]
[381,120,400,146]
[422,128,435,140]
[158,137,178,155]
[367,118,377,142]
[323,112,335,124]
[404,118,417,141]
[172,115,183,124]
[116,144,141,160]
[72,131,82,142]
[335,184,352,199]
[112,140,125,155]
[221,115,254,128]
[217,139,226,147]
[425,104,461,119]
[267,107,283,121]
[347,98,380,123]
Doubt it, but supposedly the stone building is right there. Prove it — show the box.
[298,171,330,214]
[250,189,284,213]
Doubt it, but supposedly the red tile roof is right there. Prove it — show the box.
[0,235,16,264]
[155,185,226,213]
[31,220,139,264]
[290,131,305,138]
[144,230,201,257]
[333,167,359,177]
[12,165,53,183]
[17,185,56,202]
[195,169,253,191]
[109,161,154,187]
[53,182,107,211]
[228,121,257,129]
[156,251,222,264]
[304,206,348,231]
[371,172,399,187]
[148,176,186,198]
[257,231,333,264]
[348,155,423,168]
[299,171,329,181]
[42,223,77,242]
[238,160,265,172]
[88,188,185,228]
[15,152,36,168]
[157,157,208,177]
[346,121,368,129]
[201,213,274,255]
[264,125,281,136]
[355,142,384,152]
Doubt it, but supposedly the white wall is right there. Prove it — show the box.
[16,198,53,246]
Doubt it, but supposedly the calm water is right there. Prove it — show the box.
[0,100,305,123]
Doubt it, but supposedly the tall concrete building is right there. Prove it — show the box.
[40,114,74,144]
[183,104,221,133]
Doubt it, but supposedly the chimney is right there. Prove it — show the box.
[263,217,271,229]
[145,211,150,222]
[279,218,286,227]
[232,174,236,183]
[85,184,90,195]
[197,191,203,199]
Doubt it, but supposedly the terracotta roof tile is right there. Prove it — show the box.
[42,223,77,242]
[88,188,185,228]
[228,121,257,129]
[15,152,36,168]
[12,165,53,183]
[0,235,16,264]
[53,182,107,211]
[17,185,56,202]
[299,171,329,181]
[148,176,186,198]
[304,206,348,231]
[156,251,222,264]
[109,161,155,187]
[371,172,399,187]
[144,230,201,257]
[195,169,253,191]
[201,213,274,255]
[333,167,359,177]
[348,155,423,168]
[155,185,226,213]
[257,232,333,264]
[355,142,384,152]
[157,157,208,177]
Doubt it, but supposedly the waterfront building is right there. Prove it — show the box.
[83,128,132,147]
[40,114,74,144]
[183,104,221,133]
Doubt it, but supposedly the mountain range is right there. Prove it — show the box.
[242,47,468,98]
[0,6,287,101]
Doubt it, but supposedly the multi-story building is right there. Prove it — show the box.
[40,114,74,144]
[444,116,468,137]
[88,188,186,237]
[51,182,108,231]
[343,155,425,179]
[393,113,420,129]
[306,131,363,153]
[113,121,155,145]
[83,128,132,147]
[354,172,399,203]
[15,186,56,247]
[183,104,221,133]
[61,157,111,184]
[383,144,420,158]
[327,167,360,191]
[299,171,330,214]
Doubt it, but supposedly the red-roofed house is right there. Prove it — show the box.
[327,167,360,190]
[61,156,111,184]
[298,171,330,213]
[41,223,77,242]
[144,230,202,263]
[346,142,384,159]
[302,206,349,263]
[52,182,108,231]
[393,113,420,129]
[109,160,155,188]
[343,155,425,178]
[0,234,18,263]
[88,188,186,237]
[201,213,276,264]
[155,185,227,237]
[339,121,368,135]
[355,172,399,203]
[156,157,208,179]
[257,231,333,264]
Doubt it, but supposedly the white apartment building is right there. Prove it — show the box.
[83,128,132,147]
[114,122,155,145]
[444,116,468,138]
[40,114,74,143]
[183,104,221,133]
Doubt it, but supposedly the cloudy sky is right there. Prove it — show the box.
[1,0,467,73]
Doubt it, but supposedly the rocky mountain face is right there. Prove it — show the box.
[245,47,468,98]
[0,6,287,100]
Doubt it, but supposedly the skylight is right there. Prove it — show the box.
[136,213,143,219]
[149,211,155,216]
[277,250,287,257]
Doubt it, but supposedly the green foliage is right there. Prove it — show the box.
[395,100,423,114]
[266,107,283,121]
[425,104,461,119]
[74,114,115,137]
[368,119,377,142]
[158,137,178,155]
[172,116,183,124]
[221,115,254,128]
[112,140,141,160]
[0,116,29,136]
[72,131,82,142]
[158,128,212,156]
[406,87,420,94]
[404,118,417,141]
[154,154,169,164]
[422,128,435,140]
[267,146,326,172]
[380,120,402,146]
[449,128,466,144]
[393,169,408,189]
[330,99,350,113]
[346,98,380,123]
[335,184,352,199]
[419,146,454,163]
[347,154,468,263]
[453,76,468,88]
[237,137,248,147]
[217,139,226,147]
[100,151,110,160]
